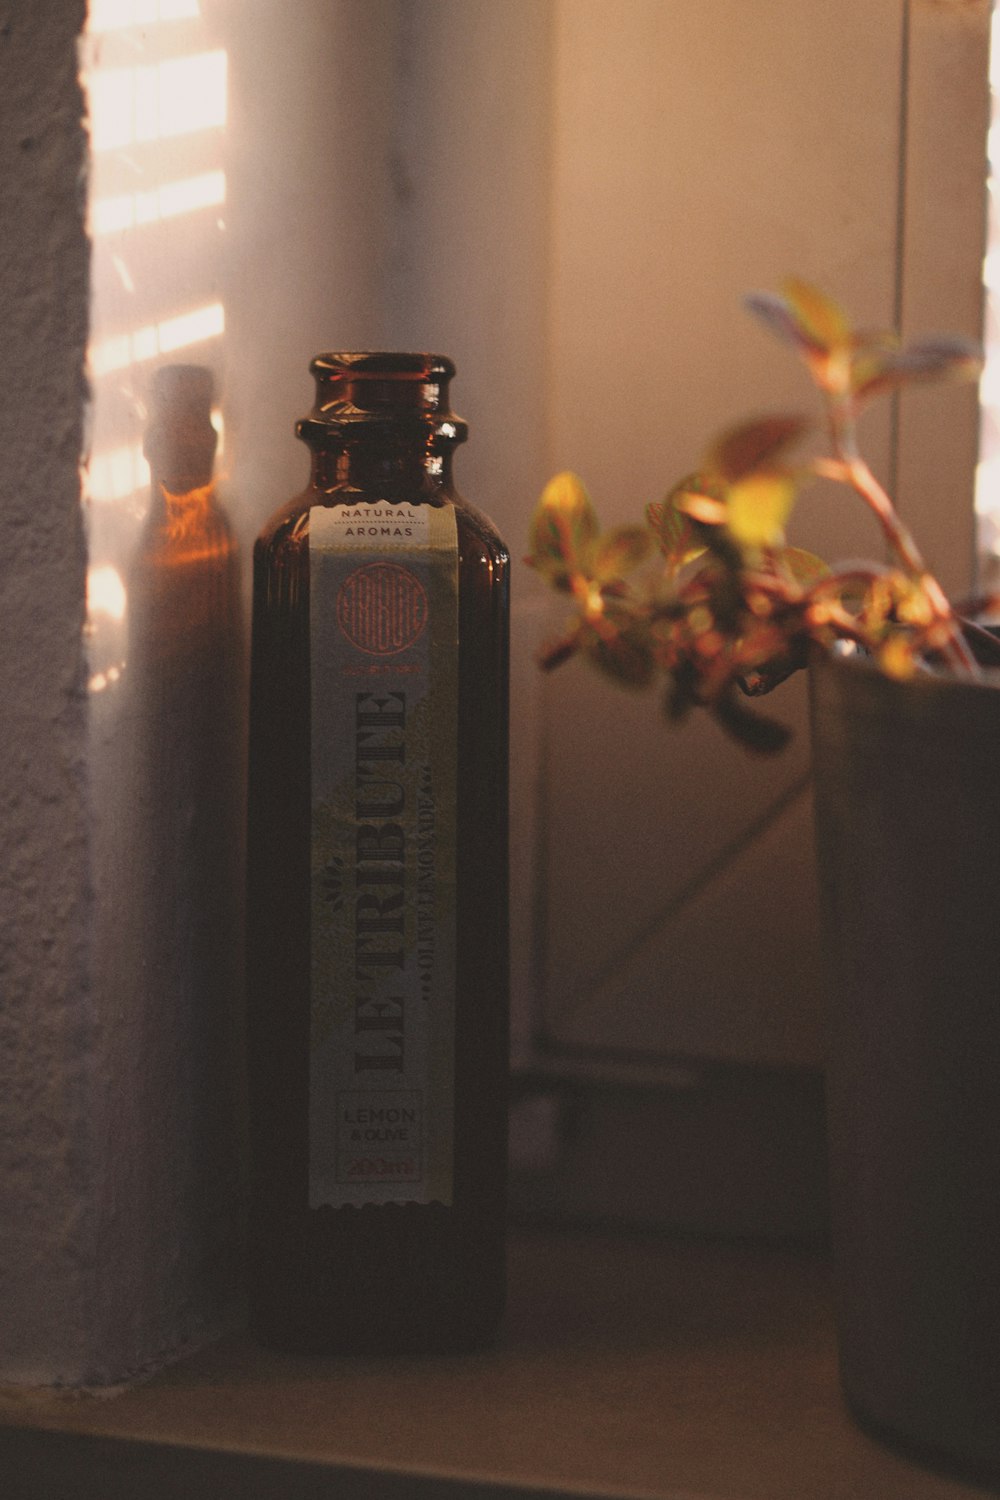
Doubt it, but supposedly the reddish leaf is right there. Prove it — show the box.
[743,292,817,355]
[586,624,657,689]
[709,415,808,483]
[853,336,983,399]
[537,630,582,672]
[591,525,656,582]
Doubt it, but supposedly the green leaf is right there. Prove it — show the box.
[876,634,918,680]
[647,477,715,570]
[708,415,808,483]
[590,525,656,582]
[726,472,798,548]
[775,546,830,587]
[529,471,599,571]
[781,277,851,352]
[648,492,690,554]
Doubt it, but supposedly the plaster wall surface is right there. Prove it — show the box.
[0,1,95,1383]
[1,0,247,1388]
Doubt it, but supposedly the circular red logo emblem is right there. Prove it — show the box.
[336,562,428,655]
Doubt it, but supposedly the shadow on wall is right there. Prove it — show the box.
[88,365,247,1378]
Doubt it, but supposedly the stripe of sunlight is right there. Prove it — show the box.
[87,443,149,506]
[90,303,226,379]
[84,564,128,694]
[88,0,201,36]
[91,170,226,236]
[89,50,227,152]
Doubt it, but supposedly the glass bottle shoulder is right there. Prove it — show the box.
[253,489,313,565]
[448,488,509,569]
[254,485,508,570]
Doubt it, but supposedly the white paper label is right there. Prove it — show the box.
[308,500,458,1208]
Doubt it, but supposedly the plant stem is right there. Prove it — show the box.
[820,400,978,674]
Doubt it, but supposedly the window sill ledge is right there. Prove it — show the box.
[0,1227,986,1500]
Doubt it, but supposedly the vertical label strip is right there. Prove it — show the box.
[308,502,458,1207]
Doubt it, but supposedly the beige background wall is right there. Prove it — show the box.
[372,0,988,1070]
[543,0,901,1067]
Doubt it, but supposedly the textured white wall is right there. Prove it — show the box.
[1,0,247,1388]
[0,1,95,1383]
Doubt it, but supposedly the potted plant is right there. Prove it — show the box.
[526,279,1000,1485]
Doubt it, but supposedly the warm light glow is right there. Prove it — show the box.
[88,0,200,33]
[978,359,1000,411]
[90,302,225,377]
[91,170,226,236]
[976,455,1000,508]
[87,565,129,623]
[89,51,227,152]
[88,666,125,694]
[87,443,150,505]
[158,302,225,354]
[82,0,229,682]
[984,243,1000,296]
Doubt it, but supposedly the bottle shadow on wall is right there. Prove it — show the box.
[96,363,248,1360]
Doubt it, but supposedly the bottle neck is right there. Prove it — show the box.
[146,455,216,529]
[143,363,217,503]
[308,435,441,501]
[150,458,215,492]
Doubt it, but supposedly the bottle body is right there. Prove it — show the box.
[246,355,509,1353]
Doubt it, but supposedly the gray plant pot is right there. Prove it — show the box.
[809,644,1000,1485]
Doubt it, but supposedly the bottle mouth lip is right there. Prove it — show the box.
[302,352,464,445]
[309,352,456,380]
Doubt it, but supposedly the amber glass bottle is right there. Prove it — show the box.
[246,353,509,1353]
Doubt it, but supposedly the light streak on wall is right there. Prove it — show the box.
[91,170,226,236]
[81,0,228,686]
[90,302,225,377]
[85,565,129,693]
[87,564,129,623]
[88,51,227,151]
[88,0,201,34]
[86,442,149,506]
